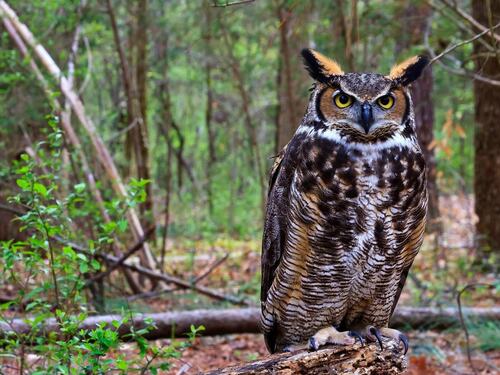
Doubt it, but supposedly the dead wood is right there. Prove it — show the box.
[0,306,498,342]
[0,308,259,341]
[205,341,407,375]
[61,238,249,305]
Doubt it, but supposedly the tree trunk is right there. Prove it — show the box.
[204,1,216,215]
[395,1,440,232]
[275,2,309,153]
[133,0,153,229]
[107,0,153,232]
[472,0,500,261]
[412,67,441,231]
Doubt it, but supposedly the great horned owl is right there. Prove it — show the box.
[261,49,428,354]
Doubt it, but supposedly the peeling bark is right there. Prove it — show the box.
[206,341,407,375]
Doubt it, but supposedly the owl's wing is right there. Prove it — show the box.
[390,204,427,316]
[260,143,291,306]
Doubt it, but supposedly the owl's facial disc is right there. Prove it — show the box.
[319,85,407,138]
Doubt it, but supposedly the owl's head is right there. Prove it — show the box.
[301,49,428,142]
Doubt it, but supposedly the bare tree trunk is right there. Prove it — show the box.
[153,29,174,269]
[275,3,308,153]
[204,1,216,215]
[134,0,153,228]
[412,67,440,231]
[107,0,152,232]
[336,0,356,72]
[472,0,500,262]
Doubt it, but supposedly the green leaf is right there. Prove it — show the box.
[74,183,86,194]
[79,262,89,273]
[63,246,76,259]
[116,358,128,371]
[16,178,30,191]
[117,219,128,233]
[33,182,48,197]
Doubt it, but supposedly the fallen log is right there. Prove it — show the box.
[0,306,498,341]
[205,341,407,375]
[0,308,259,341]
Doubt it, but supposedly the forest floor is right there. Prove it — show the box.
[1,195,499,374]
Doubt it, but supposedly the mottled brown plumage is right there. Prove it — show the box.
[261,49,428,353]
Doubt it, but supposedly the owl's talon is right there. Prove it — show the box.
[309,337,318,351]
[368,326,384,351]
[348,331,364,346]
[378,327,409,354]
[399,333,409,355]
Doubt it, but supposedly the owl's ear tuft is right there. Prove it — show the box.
[301,48,343,83]
[388,55,429,86]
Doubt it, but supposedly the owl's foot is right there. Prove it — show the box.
[308,326,362,351]
[365,326,409,354]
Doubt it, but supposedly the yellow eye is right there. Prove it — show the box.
[377,95,394,109]
[334,93,353,108]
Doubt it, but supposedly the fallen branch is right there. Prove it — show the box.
[127,254,229,301]
[86,225,156,285]
[205,341,406,375]
[97,252,248,306]
[1,3,155,293]
[62,239,249,306]
[1,306,498,342]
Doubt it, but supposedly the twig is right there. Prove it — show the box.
[105,118,139,142]
[127,253,229,301]
[86,226,156,285]
[56,237,249,306]
[456,283,495,375]
[212,0,255,7]
[429,22,500,65]
[194,253,229,283]
[0,203,25,216]
[427,0,495,52]
[437,0,500,42]
[424,17,500,86]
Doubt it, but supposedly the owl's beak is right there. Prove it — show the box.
[360,102,374,133]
